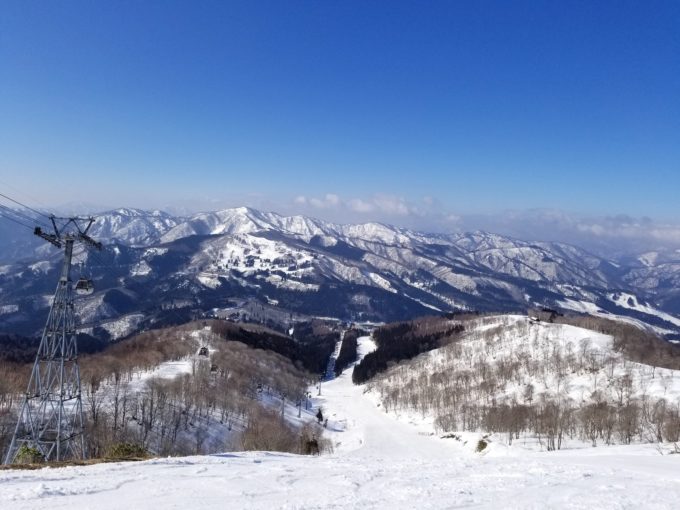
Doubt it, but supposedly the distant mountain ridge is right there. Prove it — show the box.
[88,208,180,246]
[1,206,680,340]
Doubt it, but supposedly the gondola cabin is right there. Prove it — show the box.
[198,346,209,356]
[75,278,94,296]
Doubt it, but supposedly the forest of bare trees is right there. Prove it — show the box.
[1,320,330,462]
[369,314,680,450]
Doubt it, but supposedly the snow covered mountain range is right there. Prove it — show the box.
[2,206,680,339]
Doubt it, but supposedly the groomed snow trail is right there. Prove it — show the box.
[2,337,680,509]
[319,337,454,461]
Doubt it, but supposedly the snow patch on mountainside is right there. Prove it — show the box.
[28,261,51,274]
[0,304,18,315]
[197,233,315,277]
[197,273,221,289]
[143,247,168,258]
[130,260,151,276]
[608,292,680,328]
[553,298,675,335]
[76,295,117,325]
[638,252,660,267]
[368,273,396,293]
[431,266,478,292]
[403,294,442,311]
[264,274,319,292]
[99,313,146,339]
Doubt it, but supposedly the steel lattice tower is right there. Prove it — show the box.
[4,217,101,464]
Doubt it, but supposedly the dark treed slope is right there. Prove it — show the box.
[353,317,465,384]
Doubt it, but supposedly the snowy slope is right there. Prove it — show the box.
[3,336,680,509]
[367,315,680,456]
[88,208,180,246]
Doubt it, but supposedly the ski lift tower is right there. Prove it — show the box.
[4,216,101,464]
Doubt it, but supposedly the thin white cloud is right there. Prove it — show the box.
[309,193,340,209]
[574,216,680,244]
[301,193,415,217]
[372,195,410,216]
[348,198,375,213]
[286,192,460,233]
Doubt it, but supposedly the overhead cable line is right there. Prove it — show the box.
[0,206,34,230]
[0,178,52,214]
[0,190,55,232]
[0,190,52,220]
[0,202,49,228]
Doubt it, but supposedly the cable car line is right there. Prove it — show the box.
[0,202,42,224]
[0,190,53,220]
[0,207,36,231]
[0,178,53,215]
[0,203,50,230]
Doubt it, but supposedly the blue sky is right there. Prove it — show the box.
[0,1,678,227]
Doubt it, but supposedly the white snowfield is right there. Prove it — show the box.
[2,337,680,509]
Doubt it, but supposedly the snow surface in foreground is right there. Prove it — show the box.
[2,337,680,509]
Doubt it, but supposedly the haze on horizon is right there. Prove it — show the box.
[0,1,678,251]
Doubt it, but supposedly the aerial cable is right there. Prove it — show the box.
[0,204,35,224]
[0,203,50,229]
[0,190,53,220]
[0,202,40,222]
[0,197,53,231]
[0,208,36,231]
[0,178,52,216]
